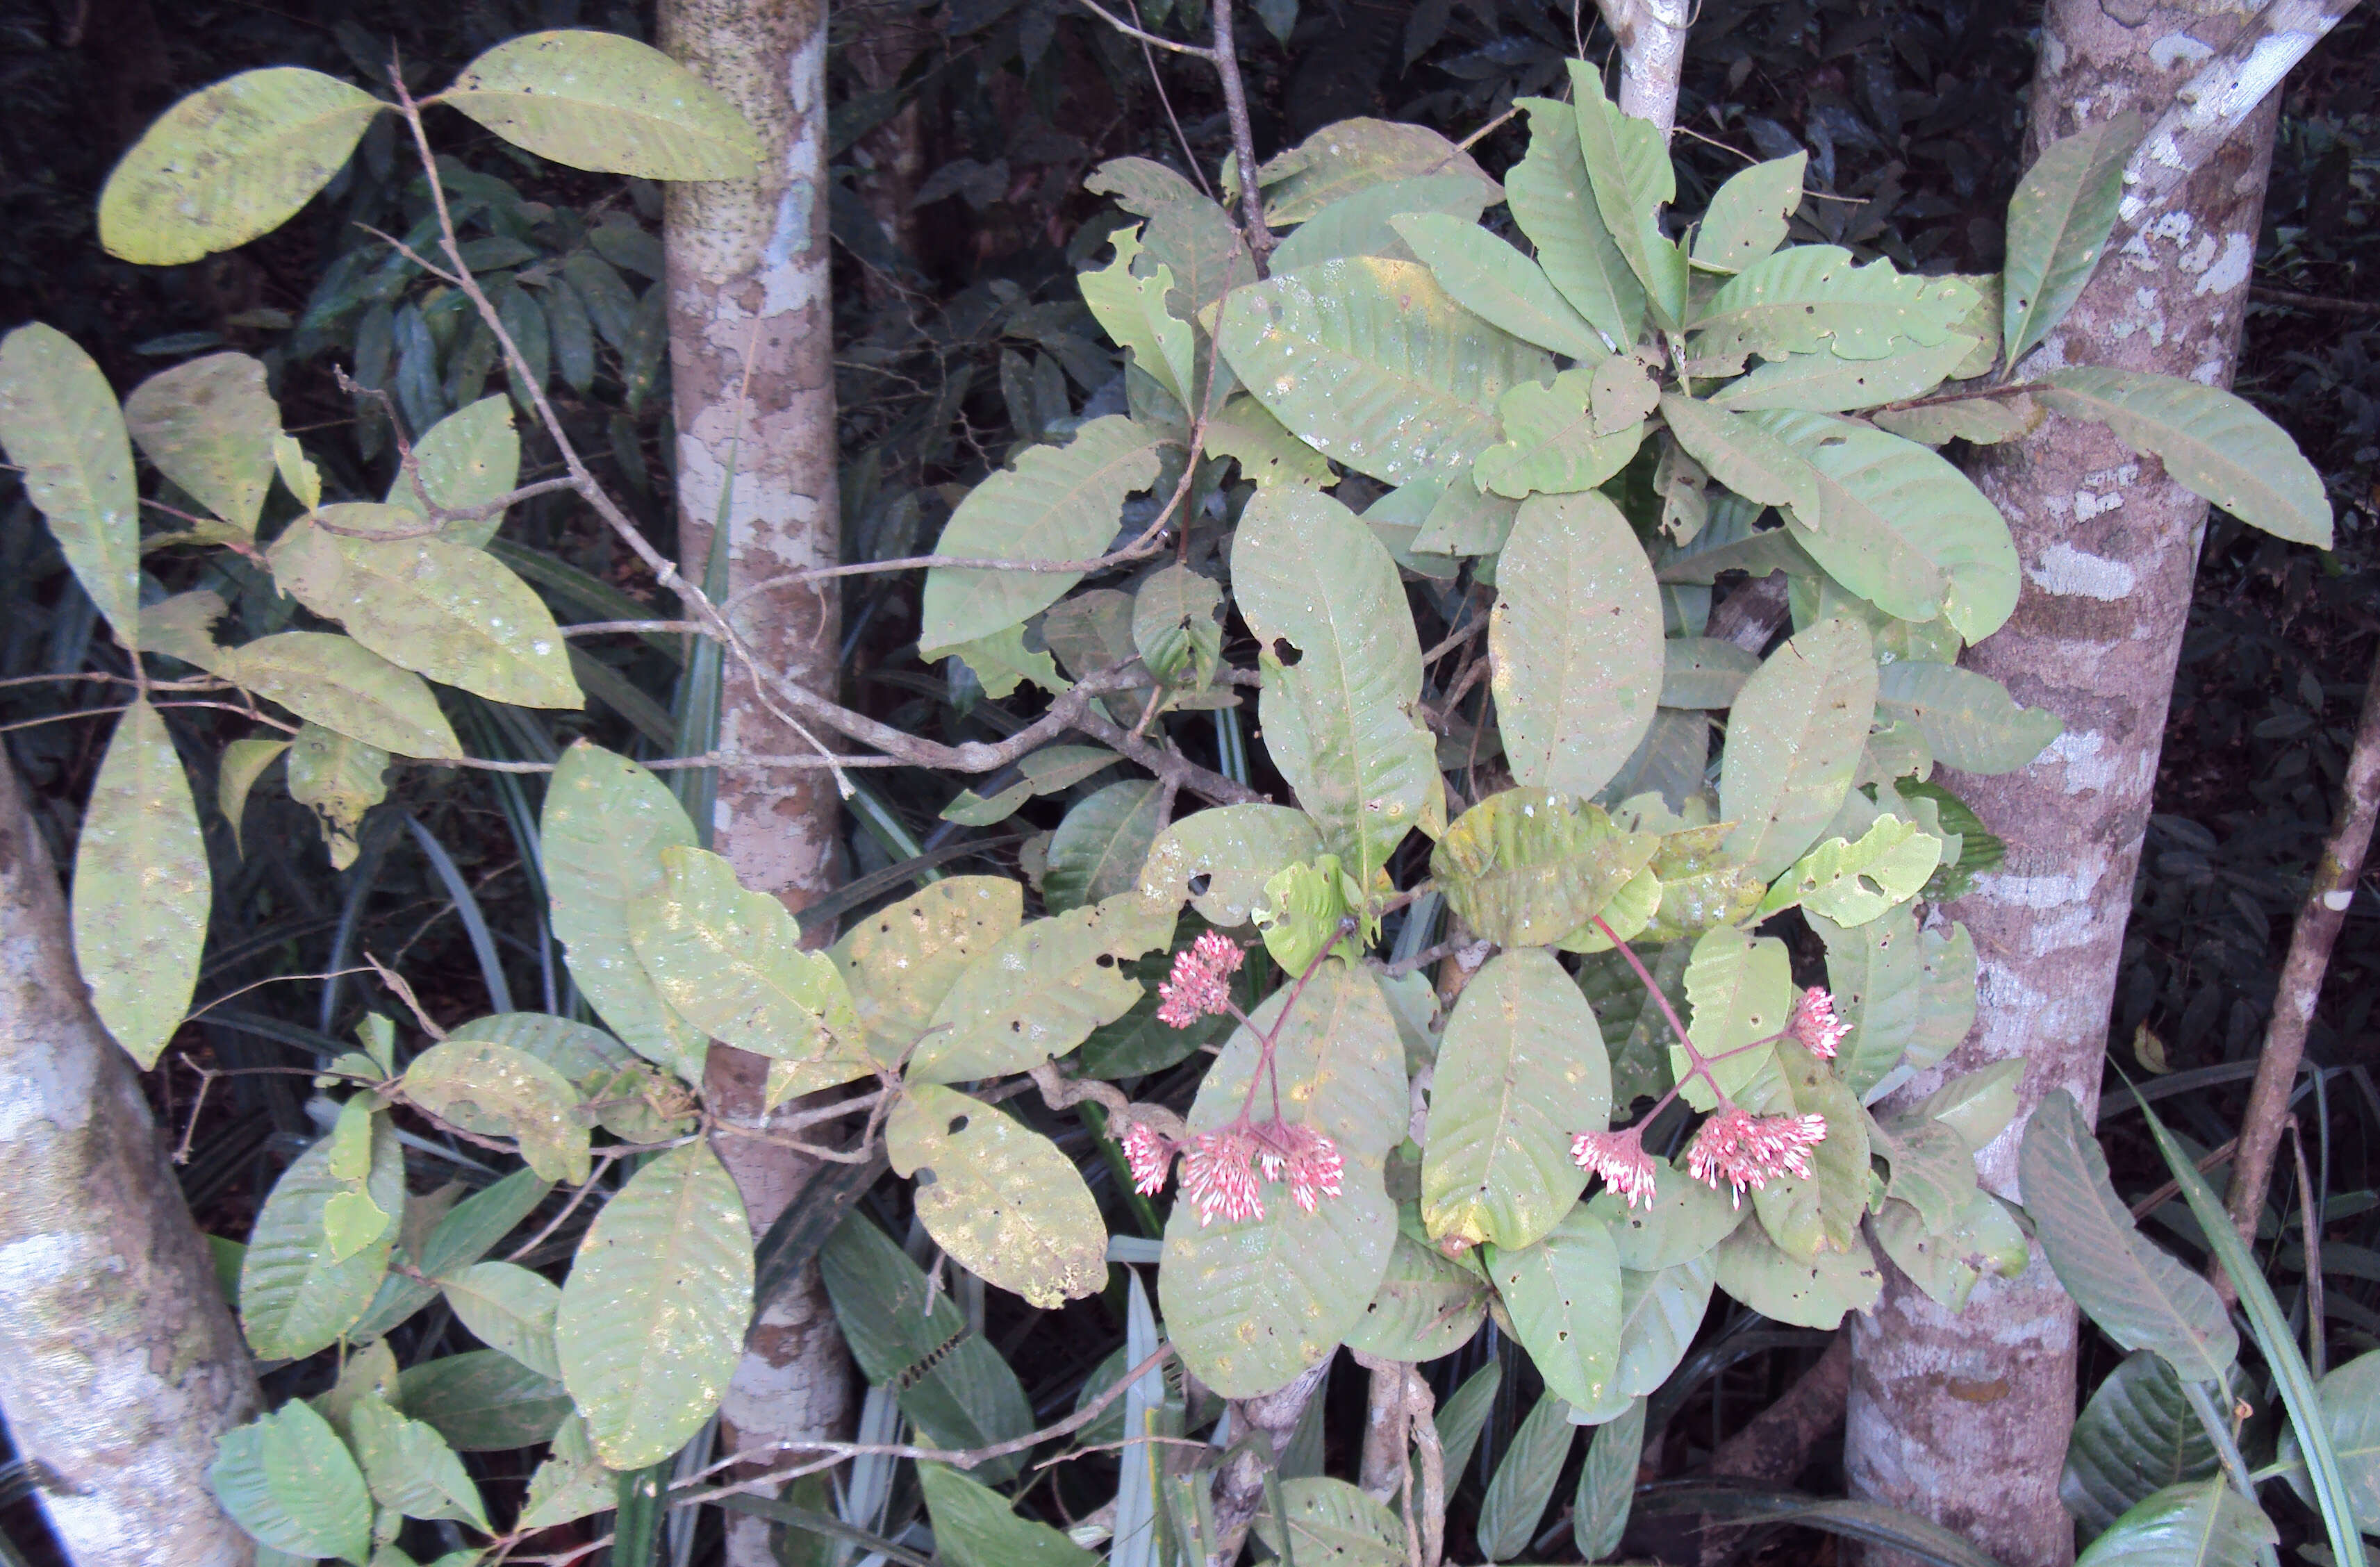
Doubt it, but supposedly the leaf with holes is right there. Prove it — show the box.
[2019,1090,2237,1384]
[887,1084,1106,1309]
[71,701,208,1067]
[242,1113,403,1359]
[1876,661,2063,775]
[1255,1477,1407,1567]
[283,723,387,870]
[518,1415,615,1532]
[349,1391,490,1531]
[1694,153,1805,274]
[124,352,279,534]
[1719,617,1878,880]
[1217,257,1553,488]
[2003,115,2140,368]
[1675,925,1795,1109]
[1745,1043,1871,1259]
[1253,117,1499,225]
[1205,393,1335,488]
[1489,490,1661,797]
[833,876,1024,1059]
[1423,949,1610,1250]
[544,743,708,1080]
[1234,486,1439,880]
[210,1400,372,1565]
[402,1038,590,1185]
[909,891,1171,1083]
[0,324,142,640]
[1867,1113,1976,1234]
[1874,1190,2028,1312]
[1758,818,1942,927]
[1044,781,1168,913]
[1080,225,1196,406]
[1432,789,1662,950]
[2037,367,2331,548]
[1086,158,1255,323]
[556,1141,752,1469]
[1589,1155,1746,1270]
[1488,1207,1623,1411]
[1473,367,1646,499]
[267,505,579,708]
[99,69,383,265]
[443,30,759,179]
[1139,804,1324,927]
[1711,1219,1882,1328]
[918,416,1166,655]
[1656,392,1818,517]
[388,396,520,547]
[1392,212,1611,360]
[439,1261,563,1380]
[1693,246,1976,362]
[1346,1223,1489,1361]
[217,633,463,761]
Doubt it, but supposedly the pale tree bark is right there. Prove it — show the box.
[1844,6,2307,1562]
[0,756,260,1566]
[1206,1361,1330,1567]
[1594,0,1689,135]
[659,6,852,1564]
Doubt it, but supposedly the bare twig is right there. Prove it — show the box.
[2250,285,2380,317]
[1208,0,1274,270]
[1071,0,1217,57]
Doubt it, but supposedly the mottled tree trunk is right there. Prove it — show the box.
[1844,7,2286,1562]
[659,6,852,1565]
[0,758,260,1566]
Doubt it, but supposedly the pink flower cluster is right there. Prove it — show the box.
[1156,931,1244,1028]
[1789,986,1851,1059]
[1571,1127,1660,1209]
[1120,1118,1343,1227]
[1686,1106,1828,1207]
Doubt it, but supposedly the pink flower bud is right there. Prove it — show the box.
[1120,1120,1174,1196]
[1789,986,1851,1059]
[1156,931,1245,1029]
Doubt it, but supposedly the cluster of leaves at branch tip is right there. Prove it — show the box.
[0,19,2345,1563]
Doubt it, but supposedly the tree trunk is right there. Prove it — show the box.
[1844,7,2287,1562]
[0,757,261,1566]
[659,5,852,1564]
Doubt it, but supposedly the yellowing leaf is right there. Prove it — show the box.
[389,395,521,547]
[71,701,208,1068]
[907,892,1167,1083]
[1431,788,1661,949]
[286,723,390,871]
[0,324,142,642]
[217,633,464,761]
[403,1038,591,1184]
[887,1084,1107,1308]
[441,31,761,180]
[834,876,1023,1057]
[124,352,280,534]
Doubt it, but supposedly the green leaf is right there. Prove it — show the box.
[0,324,142,641]
[1085,158,1255,322]
[1346,1224,1489,1361]
[211,1401,374,1565]
[1694,247,1976,362]
[1873,1190,2028,1312]
[1903,1060,2024,1150]
[1043,780,1168,913]
[1234,486,1439,881]
[140,590,227,670]
[242,1113,404,1359]
[219,736,289,856]
[449,1014,689,1143]
[1576,1397,1646,1559]
[2018,1090,2237,1383]
[886,1084,1107,1309]
[1908,918,1979,1077]
[1694,154,1805,274]
[1568,62,1686,330]
[284,722,388,872]
[1758,818,1942,927]
[2282,1350,2380,1533]
[1674,925,1794,1109]
[1489,1207,1623,1411]
[627,844,869,1096]
[556,1140,753,1469]
[1569,1254,1718,1423]
[1503,97,1644,347]
[1476,1390,1578,1561]
[1876,660,2062,775]
[518,1414,615,1532]
[1253,117,1500,226]
[349,1391,490,1531]
[1432,788,1662,949]
[99,68,382,265]
[2063,1351,2225,1544]
[267,505,579,707]
[1134,563,1225,690]
[1217,256,1553,487]
[833,876,1024,1059]
[1745,409,2020,640]
[388,396,520,547]
[1080,226,1197,406]
[909,892,1171,1082]
[72,700,208,1068]
[2073,1479,2276,1567]
[1413,478,1521,556]
[1589,1154,1746,1270]
[941,745,1117,827]
[1391,212,1612,361]
[2036,367,2331,548]
[402,1037,591,1184]
[945,623,1070,702]
[438,1261,563,1379]
[1268,174,1491,273]
[1710,336,1977,414]
[441,30,760,179]
[1660,638,1759,708]
[1139,804,1323,927]
[918,415,1164,655]
[544,743,709,1079]
[1867,1113,1976,1234]
[217,633,465,761]
[275,431,322,508]
[918,1464,1100,1567]
[124,352,279,534]
[1205,394,1337,488]
[1489,490,1661,797]
[1745,1043,1871,1259]
[1423,950,1610,1249]
[1473,367,1646,499]
[1657,391,1820,517]
[2003,115,2141,368]
[1711,1219,1882,1327]
[1871,392,2044,447]
[1719,617,1878,880]
[395,1351,571,1452]
[1255,1477,1407,1567]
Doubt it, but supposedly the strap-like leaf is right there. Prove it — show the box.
[1391,211,1612,360]
[1503,97,1645,347]
[1568,62,1687,329]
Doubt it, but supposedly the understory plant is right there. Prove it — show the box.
[0,21,2354,1567]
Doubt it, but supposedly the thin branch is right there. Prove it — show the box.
[1071,0,1217,56]
[1208,0,1275,270]
[2251,285,2380,317]
[559,620,713,638]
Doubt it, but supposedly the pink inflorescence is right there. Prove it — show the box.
[1156,931,1245,1029]
[1571,1126,1660,1209]
[1687,1106,1828,1207]
[1120,1120,1175,1196]
[1789,986,1851,1060]
[1173,1121,1345,1226]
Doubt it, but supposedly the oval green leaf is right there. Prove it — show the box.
[0,324,142,642]
[1719,616,1879,881]
[124,352,280,534]
[241,1113,404,1359]
[216,632,464,760]
[887,1084,1107,1308]
[71,700,208,1068]
[402,1038,590,1185]
[442,30,761,179]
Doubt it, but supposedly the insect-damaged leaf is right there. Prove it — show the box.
[1719,617,1878,880]
[907,890,1173,1082]
[833,875,1023,1058]
[1744,1042,1871,1259]
[1710,335,1976,414]
[1676,924,1796,1109]
[72,700,208,1067]
[557,1141,753,1469]
[1432,788,1662,949]
[285,723,388,870]
[402,1038,591,1184]
[1472,367,1645,499]
[1693,152,1805,274]
[1255,1477,1407,1567]
[887,1084,1106,1308]
[388,396,522,547]
[1139,804,1324,927]
[441,30,761,179]
[99,68,383,265]
[1711,1218,1882,1328]
[124,351,280,535]
[0,324,142,642]
[242,1113,404,1359]
[1694,246,1976,363]
[2003,114,2141,369]
[1346,1222,1489,1361]
[1486,1207,1623,1411]
[1080,225,1197,406]
[1568,61,1687,329]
